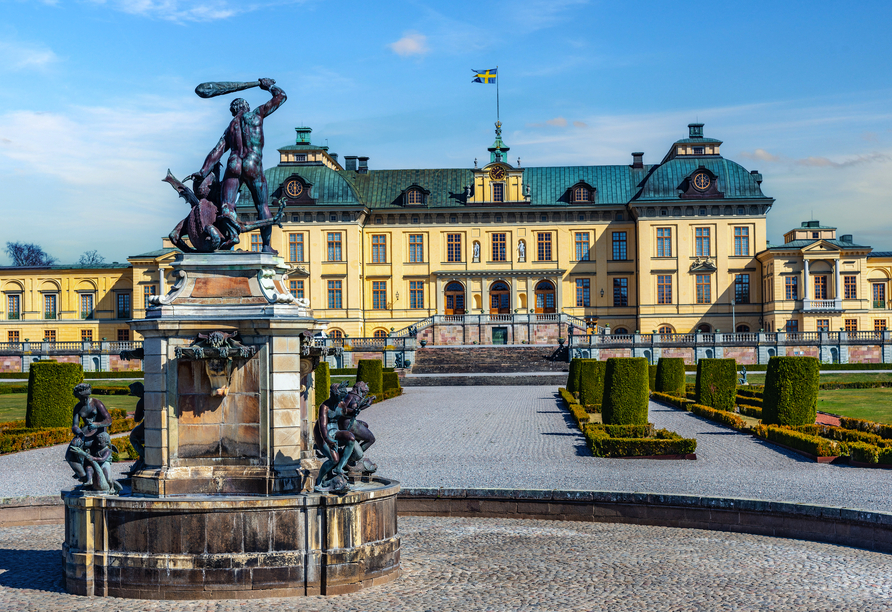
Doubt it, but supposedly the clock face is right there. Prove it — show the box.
[489,166,506,181]
[284,179,303,198]
[692,172,711,191]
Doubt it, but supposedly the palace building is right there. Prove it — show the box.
[1,122,890,348]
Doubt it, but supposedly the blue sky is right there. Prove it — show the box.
[1,0,891,264]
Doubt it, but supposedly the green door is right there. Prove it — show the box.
[492,327,508,345]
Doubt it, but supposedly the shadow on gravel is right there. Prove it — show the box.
[749,437,817,464]
[0,548,65,593]
[551,393,591,457]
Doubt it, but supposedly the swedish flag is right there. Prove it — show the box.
[472,68,497,84]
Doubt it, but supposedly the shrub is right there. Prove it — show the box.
[578,360,606,409]
[695,359,737,411]
[762,356,819,426]
[648,365,657,392]
[650,391,692,411]
[849,442,892,465]
[585,426,696,458]
[0,385,29,395]
[584,423,654,438]
[567,359,585,395]
[753,424,847,458]
[690,403,747,431]
[383,371,401,392]
[25,361,84,429]
[356,359,384,397]
[736,394,763,408]
[738,405,763,419]
[736,388,763,400]
[314,361,331,409]
[839,417,892,440]
[601,357,649,425]
[655,358,686,397]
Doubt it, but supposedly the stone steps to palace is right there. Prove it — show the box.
[402,373,569,386]
[411,346,569,375]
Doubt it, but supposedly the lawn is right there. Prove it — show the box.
[686,372,892,384]
[816,388,892,423]
[0,394,139,423]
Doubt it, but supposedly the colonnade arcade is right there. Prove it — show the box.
[434,270,565,316]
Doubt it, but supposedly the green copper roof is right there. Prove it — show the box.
[763,239,872,250]
[344,168,474,208]
[237,165,361,207]
[635,157,770,201]
[525,165,651,206]
[673,137,723,145]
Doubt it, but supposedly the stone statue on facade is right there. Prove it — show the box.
[313,381,377,494]
[473,241,480,262]
[518,240,526,261]
[194,77,287,254]
[66,383,120,493]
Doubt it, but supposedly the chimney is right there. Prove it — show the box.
[750,169,762,185]
[344,156,358,171]
[357,156,369,174]
[631,152,644,169]
[330,153,339,164]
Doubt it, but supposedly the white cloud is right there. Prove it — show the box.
[0,40,59,71]
[740,148,889,168]
[388,32,429,58]
[82,0,315,22]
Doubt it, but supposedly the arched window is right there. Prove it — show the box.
[406,189,424,205]
[658,325,674,335]
[613,327,629,335]
[573,186,590,202]
[490,281,511,314]
[445,281,465,315]
[328,329,344,339]
[697,324,712,333]
[534,280,555,314]
[373,329,388,339]
[736,324,750,333]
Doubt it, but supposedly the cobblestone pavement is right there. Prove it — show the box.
[1,518,890,611]
[368,387,892,512]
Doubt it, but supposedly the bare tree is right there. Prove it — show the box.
[4,242,57,266]
[76,250,106,266]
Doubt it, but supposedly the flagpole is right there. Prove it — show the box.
[496,65,500,122]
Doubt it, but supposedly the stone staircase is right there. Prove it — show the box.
[404,345,569,386]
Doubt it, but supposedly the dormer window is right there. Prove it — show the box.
[492,183,505,202]
[573,186,592,202]
[406,189,424,205]
[693,146,704,155]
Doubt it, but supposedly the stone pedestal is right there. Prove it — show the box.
[63,252,400,598]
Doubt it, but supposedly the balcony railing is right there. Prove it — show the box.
[44,312,56,320]
[81,311,93,320]
[874,300,887,309]
[802,299,842,312]
[7,313,19,320]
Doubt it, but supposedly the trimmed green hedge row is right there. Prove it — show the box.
[558,388,590,428]
[315,362,331,408]
[738,405,763,419]
[330,367,395,376]
[695,359,737,411]
[0,371,144,380]
[1,413,136,455]
[648,365,657,392]
[578,360,606,409]
[736,388,764,399]
[819,381,892,390]
[382,371,402,400]
[650,392,691,411]
[356,360,383,397]
[849,442,892,465]
[0,385,28,394]
[584,425,696,458]
[26,361,83,429]
[567,359,584,395]
[685,363,892,372]
[840,417,892,439]
[0,385,128,397]
[690,403,747,430]
[763,357,820,426]
[793,424,892,448]
[602,357,649,425]
[584,423,654,438]
[753,424,848,458]
[737,394,763,407]
[655,358,686,396]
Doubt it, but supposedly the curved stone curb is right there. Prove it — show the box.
[398,488,892,554]
[0,495,64,527]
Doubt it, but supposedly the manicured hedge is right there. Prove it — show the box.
[753,424,847,458]
[736,394,763,407]
[738,405,763,419]
[26,361,84,429]
[558,387,590,428]
[567,359,584,395]
[356,359,384,397]
[585,426,696,458]
[330,367,395,376]
[848,442,892,465]
[578,360,606,409]
[1,414,136,455]
[655,358,686,397]
[602,357,649,426]
[840,417,892,440]
[650,391,692,411]
[736,388,764,399]
[762,356,820,426]
[315,361,331,409]
[685,363,892,372]
[382,372,402,400]
[690,403,747,430]
[819,381,892,390]
[648,365,657,392]
[793,424,892,448]
[695,359,737,411]
[584,423,654,438]
[0,385,28,394]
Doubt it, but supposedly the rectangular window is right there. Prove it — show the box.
[143,285,156,309]
[537,232,552,261]
[117,293,131,319]
[575,232,590,261]
[8,331,19,343]
[409,234,424,263]
[656,228,672,257]
[874,283,887,309]
[372,281,387,310]
[845,319,858,333]
[613,278,628,307]
[251,234,262,252]
[492,233,506,262]
[814,275,827,300]
[327,280,342,309]
[657,275,672,304]
[44,294,56,319]
[786,319,799,333]
[6,295,20,320]
[612,232,627,260]
[816,319,830,332]
[44,330,56,342]
[80,294,94,319]
[844,275,857,299]
[492,183,504,202]
[785,277,799,300]
[289,280,304,300]
[695,227,710,257]
[875,319,887,332]
[288,233,304,262]
[327,232,343,261]
[734,227,750,256]
[735,274,750,304]
[575,278,590,307]
[447,233,462,262]
[410,280,424,309]
[117,329,130,342]
[696,274,711,304]
[371,234,387,263]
